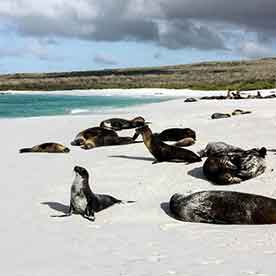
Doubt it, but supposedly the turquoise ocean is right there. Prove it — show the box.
[0,93,174,119]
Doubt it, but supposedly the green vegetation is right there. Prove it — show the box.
[0,58,276,91]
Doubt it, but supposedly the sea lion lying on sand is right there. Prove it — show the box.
[232,109,252,116]
[19,142,70,153]
[203,147,266,185]
[100,116,149,130]
[71,127,139,149]
[134,126,201,164]
[169,191,276,224]
[211,113,231,119]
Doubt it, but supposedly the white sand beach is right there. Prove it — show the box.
[2,90,276,276]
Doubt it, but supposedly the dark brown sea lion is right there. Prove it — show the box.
[211,113,231,119]
[19,143,70,153]
[157,128,196,141]
[184,98,197,102]
[53,166,135,221]
[169,191,276,224]
[100,116,148,131]
[134,126,201,164]
[203,147,266,185]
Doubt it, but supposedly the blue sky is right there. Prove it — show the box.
[0,0,275,74]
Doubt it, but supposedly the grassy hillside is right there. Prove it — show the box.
[1,58,276,91]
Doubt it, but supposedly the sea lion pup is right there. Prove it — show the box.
[203,147,267,185]
[71,127,118,147]
[232,109,252,116]
[100,116,148,131]
[56,166,135,221]
[157,128,196,141]
[211,113,231,119]
[134,126,201,163]
[19,143,70,153]
[198,142,244,158]
[169,191,276,224]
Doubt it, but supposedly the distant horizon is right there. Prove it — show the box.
[2,55,276,76]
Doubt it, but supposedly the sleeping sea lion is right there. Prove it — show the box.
[203,147,266,185]
[211,113,231,119]
[169,191,276,224]
[19,143,70,153]
[71,127,117,146]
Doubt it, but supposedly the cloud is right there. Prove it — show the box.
[0,1,276,53]
[93,53,119,66]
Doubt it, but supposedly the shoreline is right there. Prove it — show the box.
[7,87,276,97]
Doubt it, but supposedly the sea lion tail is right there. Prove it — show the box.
[19,148,32,153]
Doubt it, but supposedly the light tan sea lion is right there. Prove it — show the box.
[19,143,70,153]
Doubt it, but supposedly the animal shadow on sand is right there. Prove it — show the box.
[41,202,70,215]
[187,166,207,181]
[109,155,155,162]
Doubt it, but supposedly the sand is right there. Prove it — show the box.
[2,89,276,276]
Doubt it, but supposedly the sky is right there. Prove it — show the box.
[0,0,276,73]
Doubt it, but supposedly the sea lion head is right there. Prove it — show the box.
[71,137,86,146]
[132,116,147,127]
[74,166,89,180]
[135,125,150,135]
[63,147,70,153]
[259,147,267,158]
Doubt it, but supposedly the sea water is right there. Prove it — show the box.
[0,93,174,119]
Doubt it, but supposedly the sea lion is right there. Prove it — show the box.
[157,128,196,141]
[203,147,266,185]
[211,113,231,119]
[173,137,195,147]
[100,116,149,131]
[19,142,70,153]
[232,109,252,116]
[134,126,201,163]
[71,127,138,149]
[184,98,197,102]
[169,191,276,224]
[198,142,244,158]
[71,127,117,146]
[55,166,135,221]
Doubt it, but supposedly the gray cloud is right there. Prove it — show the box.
[0,1,276,53]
